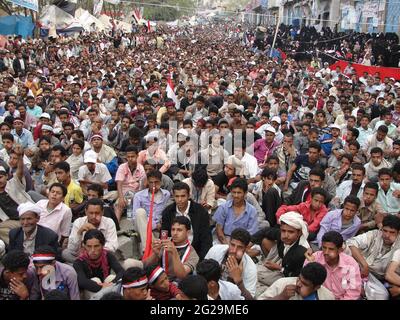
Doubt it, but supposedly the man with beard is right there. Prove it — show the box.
[32,245,80,300]
[8,202,59,256]
[258,262,334,300]
[107,115,131,151]
[205,228,257,298]
[330,163,366,208]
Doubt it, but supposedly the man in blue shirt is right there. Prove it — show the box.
[132,170,170,253]
[213,178,259,244]
[11,118,34,149]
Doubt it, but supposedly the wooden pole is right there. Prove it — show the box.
[270,15,280,58]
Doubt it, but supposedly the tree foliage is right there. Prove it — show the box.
[143,0,196,21]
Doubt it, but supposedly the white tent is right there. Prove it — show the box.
[75,8,106,31]
[39,5,83,32]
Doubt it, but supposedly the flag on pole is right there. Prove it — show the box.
[142,187,155,261]
[166,77,178,106]
[147,20,151,33]
[132,7,142,23]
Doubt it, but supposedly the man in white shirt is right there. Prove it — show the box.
[78,150,112,195]
[62,198,118,263]
[205,228,257,297]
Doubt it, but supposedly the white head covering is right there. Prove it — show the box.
[17,202,42,217]
[279,211,310,249]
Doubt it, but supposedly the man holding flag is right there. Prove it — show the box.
[143,216,199,284]
[131,170,170,255]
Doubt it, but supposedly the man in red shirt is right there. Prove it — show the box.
[276,187,328,241]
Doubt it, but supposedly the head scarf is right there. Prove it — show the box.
[279,211,310,249]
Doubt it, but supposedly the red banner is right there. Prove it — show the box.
[330,60,400,81]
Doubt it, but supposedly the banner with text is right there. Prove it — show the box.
[10,0,38,11]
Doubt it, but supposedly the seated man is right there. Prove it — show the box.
[78,150,112,195]
[315,195,361,248]
[213,178,259,244]
[145,263,182,300]
[196,259,245,300]
[256,212,309,287]
[54,161,84,209]
[357,182,384,234]
[143,216,199,284]
[0,250,39,300]
[62,198,118,263]
[178,274,208,300]
[276,188,328,240]
[205,228,257,298]
[32,246,80,300]
[131,170,170,254]
[348,215,400,299]
[304,231,362,300]
[36,183,72,245]
[257,262,335,300]
[0,145,34,245]
[71,183,120,230]
[284,168,334,205]
[91,267,152,301]
[330,163,366,209]
[73,230,124,300]
[376,168,400,216]
[253,168,282,227]
[161,182,212,260]
[385,248,400,300]
[115,145,146,221]
[8,202,59,256]
[142,161,174,192]
[364,147,392,182]
[284,141,325,192]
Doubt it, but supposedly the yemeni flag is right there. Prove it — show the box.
[142,187,155,261]
[166,77,178,106]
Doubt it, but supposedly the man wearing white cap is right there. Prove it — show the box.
[257,211,309,286]
[11,118,34,149]
[8,202,59,256]
[251,125,279,167]
[78,150,112,195]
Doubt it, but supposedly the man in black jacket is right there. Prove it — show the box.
[161,182,212,260]
[12,51,27,77]
[8,202,59,256]
[256,211,309,286]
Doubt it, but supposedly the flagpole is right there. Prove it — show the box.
[142,186,155,260]
[270,16,280,58]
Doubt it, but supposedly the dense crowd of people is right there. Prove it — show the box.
[0,19,400,301]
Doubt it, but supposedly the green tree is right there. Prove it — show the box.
[143,0,196,21]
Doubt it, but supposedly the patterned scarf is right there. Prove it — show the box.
[78,249,110,280]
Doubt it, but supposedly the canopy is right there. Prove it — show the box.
[38,5,83,34]
[75,8,106,31]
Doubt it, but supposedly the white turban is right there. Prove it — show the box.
[17,202,42,217]
[279,211,310,249]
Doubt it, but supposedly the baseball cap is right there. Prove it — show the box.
[90,134,103,142]
[84,150,98,163]
[40,113,51,119]
[177,128,189,137]
[330,124,341,130]
[41,125,54,132]
[264,125,276,134]
[0,166,7,175]
[271,116,281,124]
